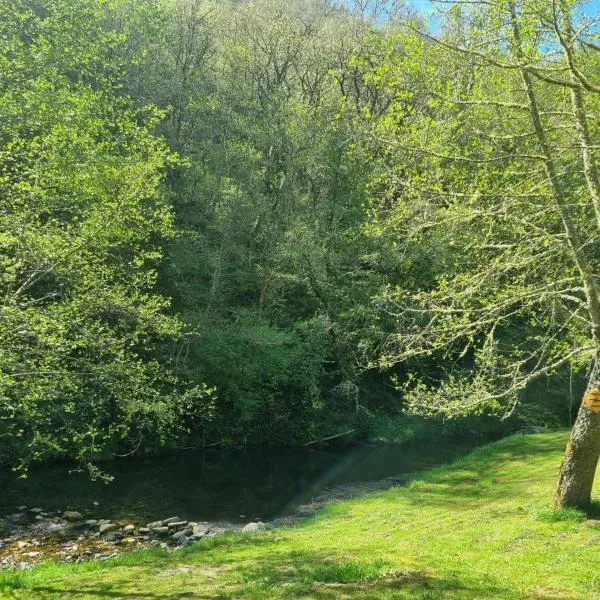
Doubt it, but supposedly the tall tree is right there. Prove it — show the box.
[369,0,600,506]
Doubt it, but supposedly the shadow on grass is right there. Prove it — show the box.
[10,552,515,600]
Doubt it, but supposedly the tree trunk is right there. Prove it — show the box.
[555,393,600,508]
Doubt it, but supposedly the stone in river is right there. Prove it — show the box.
[192,525,210,536]
[62,511,83,521]
[242,522,266,533]
[167,521,187,529]
[85,520,98,526]
[124,525,135,533]
[147,520,163,529]
[152,526,169,535]
[162,517,181,526]
[171,530,186,540]
[99,523,118,534]
[29,508,44,514]
[138,527,150,534]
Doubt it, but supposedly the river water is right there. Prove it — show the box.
[0,437,486,526]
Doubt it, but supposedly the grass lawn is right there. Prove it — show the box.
[1,431,599,599]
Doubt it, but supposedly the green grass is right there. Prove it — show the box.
[2,431,600,598]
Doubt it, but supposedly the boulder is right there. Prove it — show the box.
[167,521,187,529]
[138,527,150,534]
[162,517,181,526]
[62,511,83,521]
[99,523,118,534]
[124,525,135,533]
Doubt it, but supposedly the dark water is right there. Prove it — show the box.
[0,438,485,525]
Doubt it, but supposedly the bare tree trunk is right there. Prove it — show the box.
[555,389,600,508]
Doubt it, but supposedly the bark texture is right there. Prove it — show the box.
[555,400,600,508]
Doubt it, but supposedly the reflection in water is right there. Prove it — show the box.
[0,438,487,524]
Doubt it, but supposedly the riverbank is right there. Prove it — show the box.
[2,431,598,599]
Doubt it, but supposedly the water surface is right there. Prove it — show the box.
[0,438,486,524]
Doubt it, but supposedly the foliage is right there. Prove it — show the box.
[0,0,213,472]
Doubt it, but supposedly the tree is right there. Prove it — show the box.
[0,0,212,474]
[368,0,600,507]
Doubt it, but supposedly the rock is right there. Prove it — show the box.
[162,517,181,526]
[167,521,187,529]
[99,523,118,534]
[192,524,210,536]
[23,551,41,558]
[147,520,163,529]
[93,501,100,507]
[138,527,150,534]
[191,533,205,540]
[122,537,136,544]
[17,506,27,511]
[124,525,135,533]
[150,540,161,547]
[103,531,122,543]
[7,513,27,526]
[29,508,44,514]
[62,511,83,521]
[16,541,28,549]
[151,526,169,535]
[177,535,190,546]
[85,520,98,526]
[242,522,266,533]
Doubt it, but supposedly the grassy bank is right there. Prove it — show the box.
[1,431,599,599]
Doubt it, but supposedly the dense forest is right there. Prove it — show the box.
[3,0,600,504]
